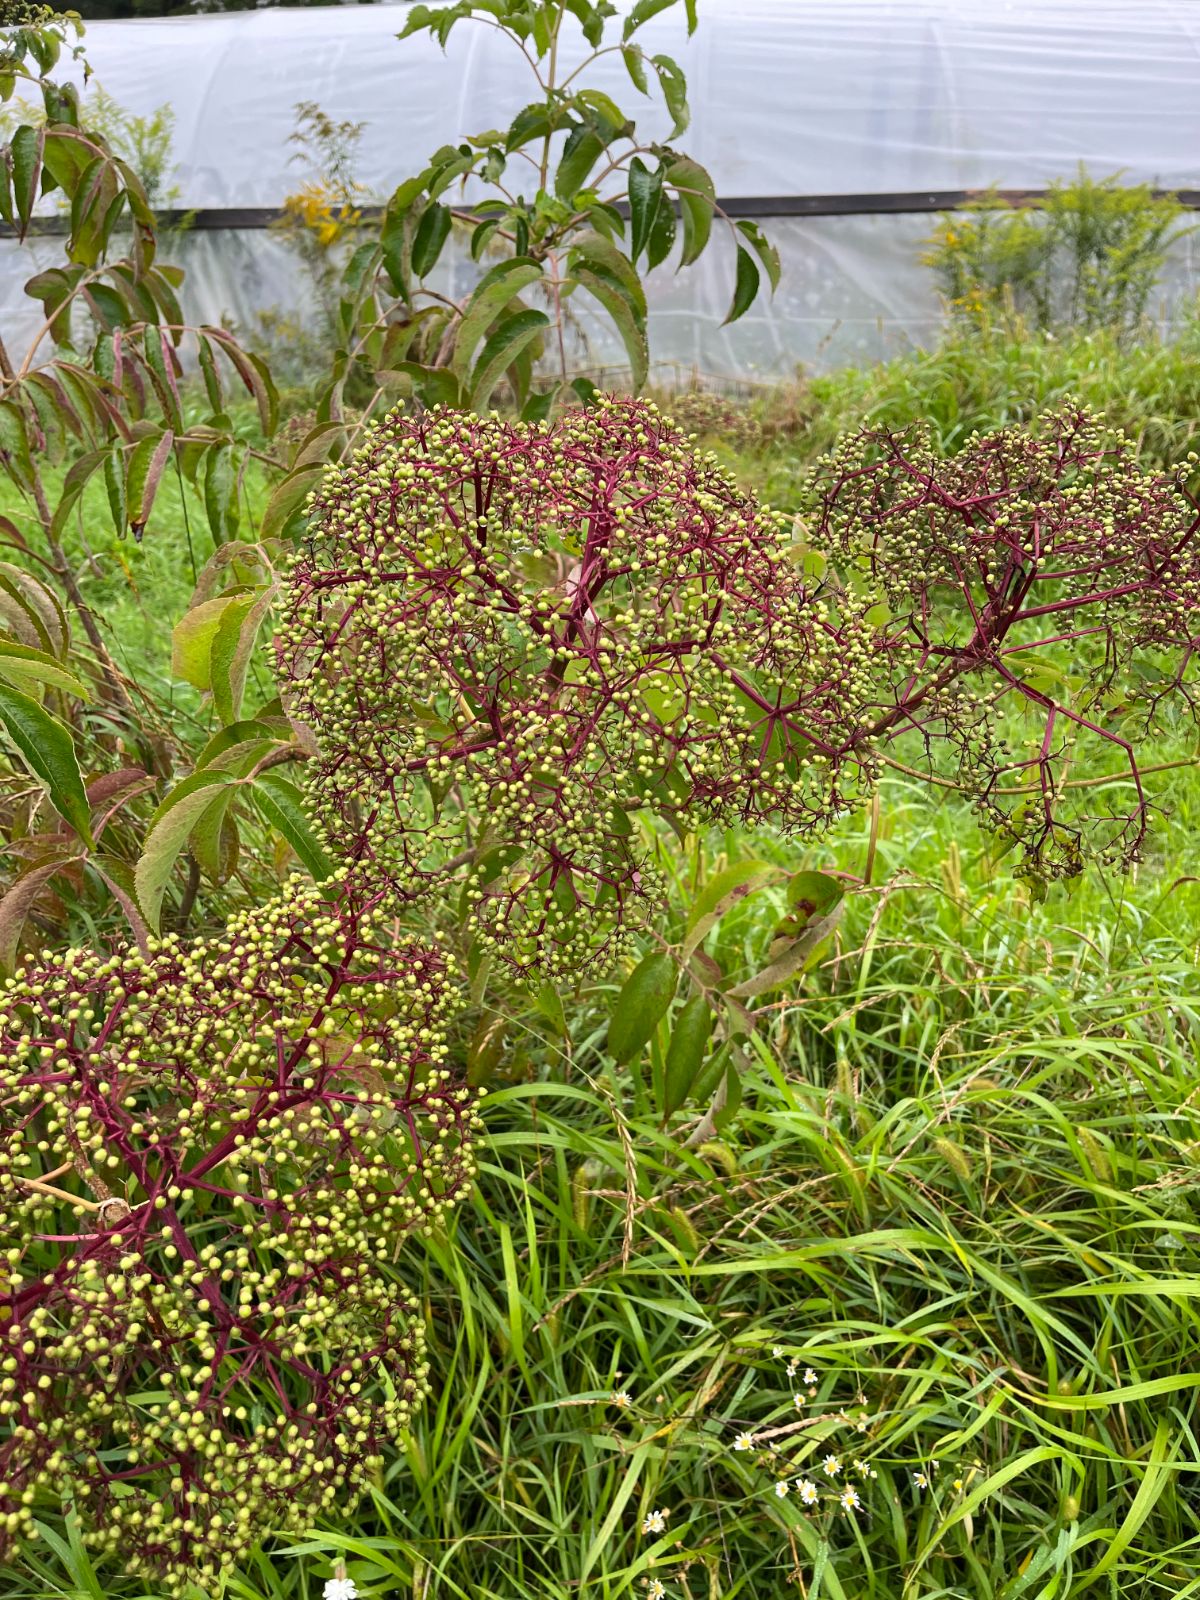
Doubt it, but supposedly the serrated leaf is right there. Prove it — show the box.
[10,124,41,234]
[171,594,243,694]
[572,268,648,392]
[736,218,782,292]
[724,243,760,326]
[666,156,714,266]
[411,201,452,278]
[251,770,333,883]
[650,53,689,137]
[608,949,677,1064]
[452,257,544,381]
[125,429,174,537]
[621,42,649,95]
[662,993,713,1117]
[555,124,604,200]
[0,682,93,846]
[469,308,549,412]
[0,641,89,701]
[136,770,234,929]
[265,463,325,541]
[623,0,677,39]
[627,156,663,264]
[681,859,778,960]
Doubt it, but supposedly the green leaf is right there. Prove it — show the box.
[712,1058,742,1134]
[0,681,93,846]
[251,770,334,883]
[125,429,174,537]
[208,593,257,726]
[645,192,677,270]
[724,243,760,325]
[260,465,323,543]
[662,993,713,1117]
[0,641,89,702]
[681,859,778,960]
[627,156,664,264]
[572,268,648,391]
[555,125,605,200]
[452,257,544,381]
[568,230,648,316]
[623,0,678,39]
[621,42,649,95]
[736,218,782,292]
[203,441,238,544]
[10,124,41,234]
[666,156,714,266]
[608,949,677,1064]
[411,201,452,278]
[172,596,236,693]
[468,308,549,412]
[650,53,689,136]
[136,770,234,929]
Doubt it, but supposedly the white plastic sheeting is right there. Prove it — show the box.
[4,0,1200,375]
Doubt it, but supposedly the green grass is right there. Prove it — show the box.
[5,337,1200,1599]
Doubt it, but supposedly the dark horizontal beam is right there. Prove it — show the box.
[5,188,1200,236]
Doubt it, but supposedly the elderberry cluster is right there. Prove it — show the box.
[806,407,1200,873]
[0,874,476,1592]
[280,399,870,973]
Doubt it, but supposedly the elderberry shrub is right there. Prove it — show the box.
[282,398,1200,971]
[0,874,477,1593]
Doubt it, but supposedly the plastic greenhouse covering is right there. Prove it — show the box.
[4,0,1200,378]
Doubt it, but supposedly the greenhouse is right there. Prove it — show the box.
[5,0,1200,373]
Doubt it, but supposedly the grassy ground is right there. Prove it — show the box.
[6,340,1200,1599]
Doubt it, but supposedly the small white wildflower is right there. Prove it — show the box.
[786,1359,799,1378]
[822,1454,842,1477]
[798,1478,820,1506]
[774,1479,790,1498]
[773,1345,785,1358]
[839,1485,862,1513]
[803,1368,817,1385]
[855,1414,869,1432]
[647,1582,666,1600]
[793,1392,806,1411]
[324,1582,358,1600]
[612,1391,631,1408]
[913,1471,929,1490]
[733,1430,755,1452]
[856,1461,871,1478]
[641,1509,668,1535]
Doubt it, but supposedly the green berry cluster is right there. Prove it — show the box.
[0,873,478,1592]
[279,398,868,973]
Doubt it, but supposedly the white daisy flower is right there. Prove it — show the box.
[733,1430,755,1452]
[797,1478,819,1506]
[641,1509,667,1536]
